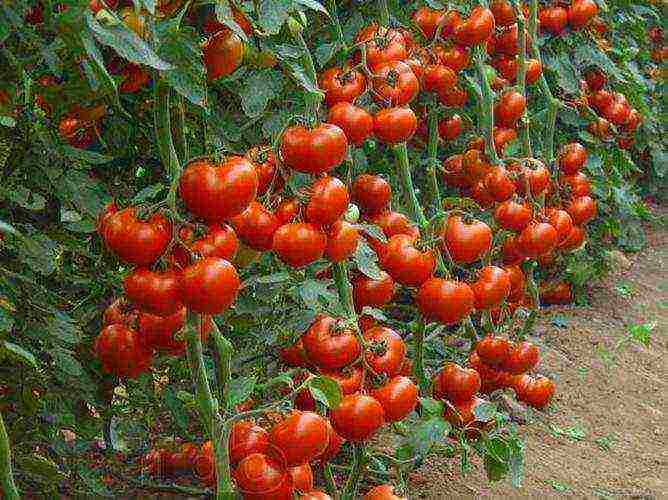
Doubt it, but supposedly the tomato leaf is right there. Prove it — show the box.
[419,397,444,417]
[294,0,329,16]
[142,0,156,15]
[298,279,337,308]
[158,27,207,107]
[354,223,387,243]
[238,69,284,117]
[307,375,342,409]
[315,41,338,67]
[1,340,37,369]
[257,0,292,35]
[353,239,383,280]
[6,186,46,211]
[473,401,498,422]
[226,376,256,408]
[396,416,451,461]
[360,307,387,322]
[85,12,172,70]
[215,0,249,42]
[50,348,83,377]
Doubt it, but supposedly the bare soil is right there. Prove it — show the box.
[410,221,668,499]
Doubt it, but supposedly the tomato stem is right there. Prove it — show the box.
[210,321,233,415]
[289,21,324,125]
[377,0,390,26]
[323,462,338,497]
[153,79,182,213]
[473,48,501,165]
[333,261,356,318]
[393,143,428,228]
[341,443,368,500]
[520,260,539,339]
[513,0,532,157]
[413,320,430,394]
[427,110,442,210]
[0,410,19,500]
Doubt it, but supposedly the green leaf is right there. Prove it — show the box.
[163,387,188,432]
[51,348,84,377]
[0,221,18,236]
[58,170,112,218]
[226,376,257,407]
[132,183,165,204]
[16,455,65,484]
[307,375,342,409]
[419,397,444,417]
[315,41,337,67]
[142,0,156,15]
[215,0,249,41]
[294,0,328,16]
[0,115,16,128]
[284,59,323,96]
[61,146,113,165]
[1,340,37,369]
[354,223,387,243]
[398,416,451,460]
[257,0,292,35]
[353,239,383,280]
[255,272,292,284]
[627,322,654,347]
[6,186,46,211]
[473,401,498,422]
[18,232,57,276]
[549,53,579,94]
[86,12,172,70]
[360,307,387,322]
[0,308,14,333]
[158,27,207,107]
[238,69,285,117]
[46,311,81,344]
[298,279,336,308]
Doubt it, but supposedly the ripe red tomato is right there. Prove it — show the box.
[234,453,293,499]
[358,27,408,70]
[433,363,481,403]
[369,211,420,242]
[546,208,574,243]
[245,146,279,196]
[517,221,558,258]
[269,411,329,466]
[280,339,309,367]
[229,201,280,252]
[561,171,591,197]
[514,161,551,196]
[119,63,151,93]
[373,107,418,144]
[454,7,496,46]
[123,268,182,317]
[476,336,513,367]
[471,265,512,310]
[443,396,492,435]
[138,307,187,353]
[191,224,239,262]
[438,84,468,107]
[306,176,349,227]
[330,394,385,441]
[300,491,332,500]
[623,109,641,133]
[280,124,348,174]
[179,157,258,223]
[602,93,631,126]
[325,220,359,263]
[413,7,445,39]
[495,200,533,232]
[471,179,495,209]
[568,0,598,29]
[559,142,587,175]
[371,376,418,422]
[327,102,374,146]
[503,264,526,302]
[442,153,469,187]
[416,278,475,325]
[352,175,392,215]
[181,257,240,314]
[502,234,526,265]
[318,420,344,463]
[495,24,519,56]
[95,324,152,378]
[103,297,136,326]
[502,342,540,374]
[272,223,327,268]
[461,148,491,185]
[539,5,568,35]
[423,64,457,94]
[567,195,597,225]
[434,44,470,72]
[372,61,419,106]
[320,67,366,107]
[484,165,516,202]
[493,126,517,153]
[364,327,406,377]
[275,198,301,224]
[490,0,515,27]
[512,375,555,408]
[302,315,360,370]
[584,67,607,91]
[438,114,463,141]
[288,463,313,493]
[202,29,244,81]
[495,90,526,127]
[102,208,171,266]
[229,421,270,465]
[323,366,363,395]
[353,271,395,310]
[442,215,492,263]
[559,225,586,251]
[380,234,436,287]
[363,484,407,500]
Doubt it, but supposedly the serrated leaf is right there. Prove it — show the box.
[51,348,83,377]
[238,69,284,117]
[86,12,172,70]
[473,401,498,422]
[16,455,65,484]
[294,0,329,15]
[549,52,578,94]
[158,27,207,107]
[307,375,342,409]
[419,397,444,417]
[315,41,337,67]
[18,232,57,276]
[132,183,165,204]
[2,340,37,368]
[46,311,80,344]
[226,376,256,408]
[284,59,323,96]
[7,186,46,211]
[215,0,249,41]
[400,416,451,459]
[354,223,387,243]
[353,239,383,280]
[257,0,292,35]
[298,279,336,307]
[255,272,291,284]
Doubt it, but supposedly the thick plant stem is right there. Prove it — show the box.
[210,321,233,415]
[377,0,390,26]
[288,19,323,124]
[413,320,429,394]
[474,48,501,165]
[521,260,540,339]
[393,143,428,228]
[544,99,558,165]
[513,2,531,156]
[333,262,356,318]
[341,443,368,500]
[0,411,19,500]
[154,79,182,212]
[185,317,233,499]
[427,111,442,210]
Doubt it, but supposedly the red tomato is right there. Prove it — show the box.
[364,327,406,377]
[369,211,420,242]
[567,195,597,225]
[502,234,526,265]
[433,44,470,72]
[546,208,574,243]
[95,324,153,378]
[372,61,419,106]
[539,5,568,35]
[300,491,332,500]
[191,224,239,262]
[229,421,270,465]
[123,268,182,317]
[371,376,418,422]
[416,278,475,325]
[179,157,258,223]
[413,7,446,39]
[490,0,515,27]
[330,394,385,441]
[454,7,496,46]
[561,172,591,197]
[495,200,533,232]
[234,453,293,500]
[245,146,279,196]
[288,463,314,493]
[230,201,280,251]
[327,102,374,146]
[438,114,463,141]
[306,176,349,227]
[559,142,588,174]
[352,175,392,215]
[275,198,301,225]
[495,90,526,127]
[443,396,492,435]
[584,67,607,92]
[512,375,555,408]
[442,215,492,263]
[202,29,244,81]
[476,336,513,367]
[438,84,468,107]
[272,223,327,268]
[471,265,512,310]
[373,107,418,144]
[517,221,558,258]
[269,411,329,466]
[137,307,187,353]
[102,208,171,266]
[380,234,436,287]
[559,225,586,251]
[503,264,526,302]
[181,257,240,314]
[353,271,395,310]
[280,124,348,174]
[302,315,360,370]
[568,0,598,29]
[364,484,407,500]
[325,220,359,263]
[495,24,519,56]
[280,339,309,367]
[359,27,408,70]
[484,165,516,202]
[318,420,344,463]
[433,363,481,402]
[502,342,540,374]
[320,67,366,107]
[103,297,136,326]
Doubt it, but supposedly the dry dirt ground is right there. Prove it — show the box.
[410,221,667,499]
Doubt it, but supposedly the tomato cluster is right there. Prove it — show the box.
[538,0,599,36]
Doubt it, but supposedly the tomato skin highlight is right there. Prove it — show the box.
[280,124,348,175]
[102,208,171,266]
[269,411,329,467]
[272,223,327,268]
[330,394,385,441]
[181,257,240,315]
[370,375,418,422]
[302,315,360,370]
[433,363,481,403]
